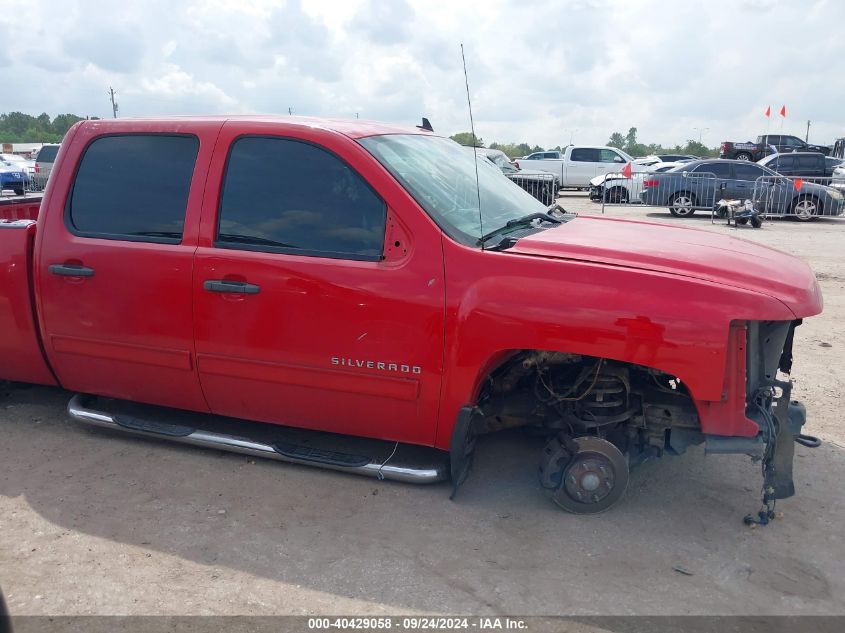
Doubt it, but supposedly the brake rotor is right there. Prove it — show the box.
[549,436,629,514]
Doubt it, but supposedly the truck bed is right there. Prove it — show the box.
[0,194,42,222]
[0,205,57,386]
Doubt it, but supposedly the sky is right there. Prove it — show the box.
[1,0,843,149]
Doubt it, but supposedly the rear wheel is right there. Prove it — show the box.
[750,214,763,228]
[13,187,24,196]
[669,192,697,217]
[735,152,753,161]
[792,196,821,221]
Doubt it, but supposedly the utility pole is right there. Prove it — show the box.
[288,107,292,115]
[805,120,811,143]
[108,87,118,118]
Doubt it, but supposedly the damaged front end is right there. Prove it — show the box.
[743,319,819,524]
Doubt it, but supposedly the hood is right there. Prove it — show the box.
[512,168,558,179]
[508,215,822,317]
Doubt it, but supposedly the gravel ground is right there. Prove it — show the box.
[1,195,843,617]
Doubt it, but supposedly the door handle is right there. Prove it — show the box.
[49,264,95,277]
[204,279,261,295]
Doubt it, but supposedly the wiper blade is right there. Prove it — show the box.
[478,212,562,245]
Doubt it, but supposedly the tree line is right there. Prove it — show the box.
[0,112,98,143]
[450,127,719,158]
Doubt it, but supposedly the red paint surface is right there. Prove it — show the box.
[0,116,825,450]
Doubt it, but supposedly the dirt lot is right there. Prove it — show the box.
[1,196,844,617]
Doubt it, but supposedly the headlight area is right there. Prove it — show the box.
[743,319,819,525]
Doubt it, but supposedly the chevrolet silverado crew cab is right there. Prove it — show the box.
[0,116,823,517]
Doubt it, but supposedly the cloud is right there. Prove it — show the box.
[0,0,842,148]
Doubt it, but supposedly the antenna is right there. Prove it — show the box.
[460,43,483,248]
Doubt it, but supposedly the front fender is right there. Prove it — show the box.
[434,245,793,449]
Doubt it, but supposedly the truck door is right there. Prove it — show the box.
[192,124,446,446]
[36,126,217,411]
[567,148,601,186]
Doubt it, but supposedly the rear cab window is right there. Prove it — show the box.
[215,136,386,261]
[36,145,59,163]
[66,134,199,243]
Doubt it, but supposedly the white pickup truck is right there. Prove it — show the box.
[516,146,642,188]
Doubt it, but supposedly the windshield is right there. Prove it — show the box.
[487,152,516,172]
[360,134,548,246]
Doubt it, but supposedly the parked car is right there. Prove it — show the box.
[589,161,684,203]
[0,116,822,516]
[0,153,35,180]
[831,163,845,192]
[720,135,830,161]
[757,152,842,178]
[32,144,60,190]
[515,145,643,188]
[634,154,696,165]
[473,147,560,205]
[522,150,561,160]
[0,159,30,196]
[639,158,844,220]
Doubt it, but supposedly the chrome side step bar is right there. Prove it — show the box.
[67,394,449,484]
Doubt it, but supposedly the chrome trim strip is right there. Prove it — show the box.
[67,394,448,484]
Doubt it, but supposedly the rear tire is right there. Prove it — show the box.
[792,196,821,221]
[750,214,763,228]
[13,188,24,196]
[669,192,697,217]
[735,152,753,161]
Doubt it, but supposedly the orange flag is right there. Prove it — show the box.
[621,162,633,178]
[780,105,787,117]
[794,178,803,191]
[764,105,771,118]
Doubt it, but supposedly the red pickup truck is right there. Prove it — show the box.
[0,116,823,517]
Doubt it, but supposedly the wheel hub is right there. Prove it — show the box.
[548,437,629,514]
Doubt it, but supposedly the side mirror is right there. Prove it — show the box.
[614,157,625,163]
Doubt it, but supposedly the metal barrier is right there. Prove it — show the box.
[506,171,559,206]
[597,169,719,216]
[750,175,845,220]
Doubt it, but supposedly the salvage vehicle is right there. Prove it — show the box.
[0,161,30,196]
[472,147,560,205]
[757,152,842,179]
[515,145,643,188]
[640,158,845,220]
[589,161,684,203]
[0,116,823,518]
[720,135,830,161]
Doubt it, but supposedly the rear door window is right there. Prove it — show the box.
[734,163,766,182]
[67,135,199,243]
[570,148,600,162]
[694,162,732,178]
[216,136,386,261]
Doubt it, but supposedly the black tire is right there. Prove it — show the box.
[735,152,753,161]
[604,186,629,204]
[13,188,24,196]
[791,195,821,221]
[736,217,749,225]
[750,215,763,228]
[669,191,697,217]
